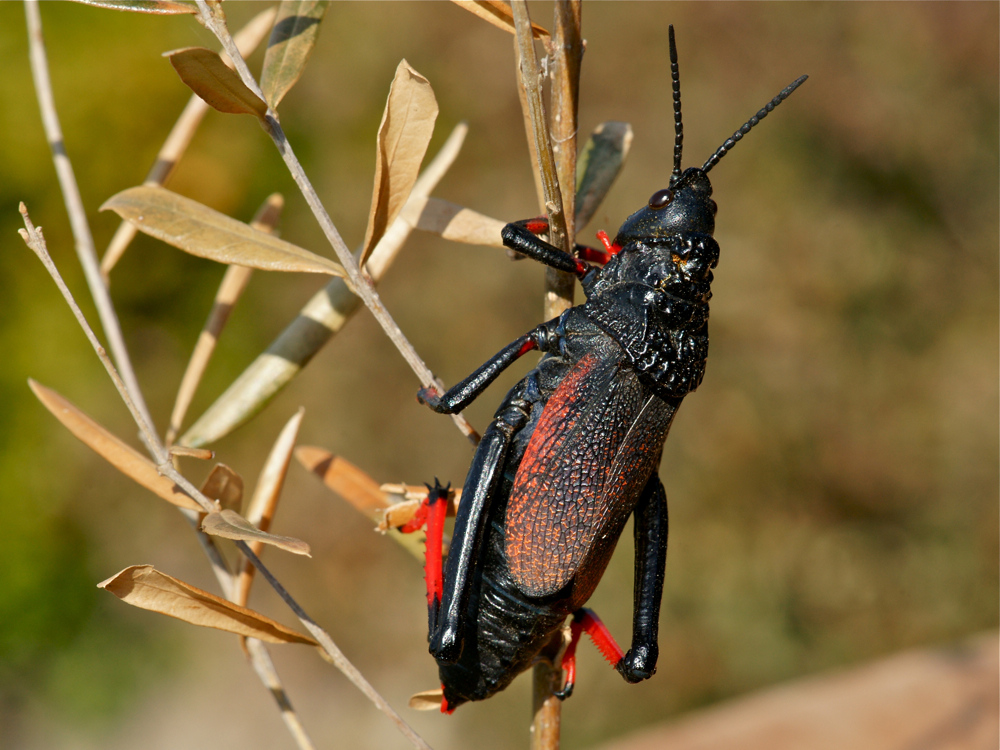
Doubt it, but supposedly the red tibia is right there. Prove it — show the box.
[559,617,585,694]
[577,608,625,666]
[399,487,448,612]
[596,230,622,256]
[423,489,448,610]
[525,217,550,235]
[558,608,626,697]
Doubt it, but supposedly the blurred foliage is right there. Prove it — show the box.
[0,3,996,750]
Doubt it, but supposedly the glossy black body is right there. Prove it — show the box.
[417,30,806,709]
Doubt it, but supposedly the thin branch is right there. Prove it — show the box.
[512,3,584,745]
[23,0,157,436]
[236,540,433,750]
[246,638,316,750]
[544,0,583,320]
[19,208,429,750]
[193,0,477,444]
[180,122,474,448]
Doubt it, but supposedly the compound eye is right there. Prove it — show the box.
[708,199,718,214]
[648,188,674,209]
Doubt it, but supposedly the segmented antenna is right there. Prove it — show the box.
[668,25,684,186]
[701,74,809,175]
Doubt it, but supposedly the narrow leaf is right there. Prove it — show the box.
[408,196,506,247]
[29,380,202,511]
[296,447,390,515]
[575,121,633,230]
[166,193,282,444]
[166,47,268,118]
[71,0,195,13]
[99,565,317,644]
[261,0,330,108]
[178,123,469,449]
[295,447,428,560]
[200,464,244,512]
[235,409,306,605]
[201,510,311,556]
[101,186,345,276]
[360,60,439,265]
[450,1,549,38]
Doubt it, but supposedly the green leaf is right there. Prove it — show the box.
[260,0,330,109]
[165,47,268,119]
[575,121,633,230]
[101,186,346,277]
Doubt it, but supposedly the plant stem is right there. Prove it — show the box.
[194,0,477,444]
[23,0,157,436]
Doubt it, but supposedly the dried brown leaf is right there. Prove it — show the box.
[261,0,329,108]
[201,510,311,556]
[70,0,195,14]
[409,688,445,711]
[28,380,202,511]
[166,193,283,444]
[449,1,548,38]
[235,409,305,605]
[360,60,439,265]
[101,186,345,277]
[407,196,506,247]
[295,447,389,515]
[98,565,317,644]
[166,47,268,118]
[200,464,244,512]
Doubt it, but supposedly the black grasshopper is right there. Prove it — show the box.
[406,26,807,712]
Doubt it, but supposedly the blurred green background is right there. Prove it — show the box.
[0,2,996,749]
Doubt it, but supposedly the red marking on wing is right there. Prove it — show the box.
[504,352,674,600]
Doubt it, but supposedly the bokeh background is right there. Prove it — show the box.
[0,3,996,749]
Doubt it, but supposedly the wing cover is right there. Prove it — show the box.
[505,352,675,598]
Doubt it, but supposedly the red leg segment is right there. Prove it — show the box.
[556,607,626,699]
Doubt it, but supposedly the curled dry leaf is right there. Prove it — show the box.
[201,509,311,556]
[450,1,549,39]
[99,565,317,644]
[409,688,445,711]
[360,60,439,265]
[406,196,506,247]
[200,464,244,512]
[102,186,345,277]
[166,47,268,118]
[28,380,202,511]
[261,0,330,109]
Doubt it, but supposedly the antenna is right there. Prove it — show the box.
[701,74,808,175]
[668,25,684,186]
